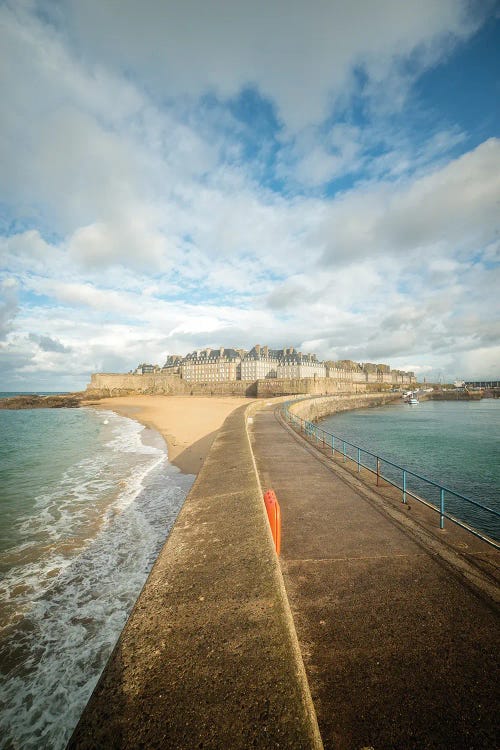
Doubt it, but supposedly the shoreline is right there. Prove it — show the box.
[84,395,252,474]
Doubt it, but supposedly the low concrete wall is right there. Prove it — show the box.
[288,392,400,422]
[67,401,322,750]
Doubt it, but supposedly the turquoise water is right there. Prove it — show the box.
[319,399,500,540]
[0,404,194,749]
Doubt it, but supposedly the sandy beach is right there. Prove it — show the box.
[85,395,252,474]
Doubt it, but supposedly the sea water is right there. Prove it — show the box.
[319,398,500,540]
[0,402,194,749]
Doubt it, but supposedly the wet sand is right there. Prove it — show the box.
[84,396,252,474]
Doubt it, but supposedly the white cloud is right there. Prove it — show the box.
[318,138,500,264]
[0,1,498,388]
[67,219,174,270]
[0,278,19,340]
[58,0,481,131]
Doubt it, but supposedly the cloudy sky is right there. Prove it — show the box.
[1,0,499,390]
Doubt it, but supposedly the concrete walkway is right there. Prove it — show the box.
[250,407,499,750]
[68,403,322,750]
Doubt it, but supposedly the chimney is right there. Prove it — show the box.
[262,345,268,356]
[255,344,261,355]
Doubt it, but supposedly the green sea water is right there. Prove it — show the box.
[0,401,194,749]
[319,398,500,540]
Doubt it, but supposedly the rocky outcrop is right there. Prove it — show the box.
[0,393,85,409]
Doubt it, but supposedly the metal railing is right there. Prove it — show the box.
[282,406,500,549]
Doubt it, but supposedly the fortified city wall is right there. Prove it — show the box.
[86,372,256,396]
[86,373,369,398]
[255,377,366,397]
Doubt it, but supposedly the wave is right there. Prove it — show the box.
[0,409,193,750]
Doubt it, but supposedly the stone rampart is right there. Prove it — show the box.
[86,373,257,397]
[87,372,184,396]
[256,377,367,398]
[86,373,370,399]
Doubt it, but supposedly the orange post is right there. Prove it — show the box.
[263,489,281,555]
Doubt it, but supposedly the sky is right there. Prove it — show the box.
[0,0,499,391]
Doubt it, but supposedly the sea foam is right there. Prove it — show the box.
[0,408,194,750]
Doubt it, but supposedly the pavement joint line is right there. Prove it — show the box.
[285,553,428,563]
[274,405,500,609]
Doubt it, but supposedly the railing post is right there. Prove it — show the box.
[343,441,346,463]
[376,457,380,486]
[402,469,407,504]
[332,435,335,456]
[440,488,445,529]
[357,447,361,473]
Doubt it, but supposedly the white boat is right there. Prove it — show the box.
[404,391,419,404]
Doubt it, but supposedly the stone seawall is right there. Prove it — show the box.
[288,392,400,422]
[256,377,366,397]
[87,373,370,399]
[87,372,257,397]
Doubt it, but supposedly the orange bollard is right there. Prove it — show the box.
[263,489,281,555]
[274,497,281,556]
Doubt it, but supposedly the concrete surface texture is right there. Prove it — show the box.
[67,402,322,750]
[250,406,499,750]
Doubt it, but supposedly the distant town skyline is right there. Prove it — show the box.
[1,1,499,391]
[131,343,416,386]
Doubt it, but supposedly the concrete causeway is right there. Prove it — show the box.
[67,401,322,750]
[68,395,499,749]
[250,404,499,750]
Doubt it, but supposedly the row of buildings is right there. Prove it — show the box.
[134,345,416,385]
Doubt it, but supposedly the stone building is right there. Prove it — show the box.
[240,345,280,379]
[134,363,159,374]
[276,348,326,379]
[161,355,183,375]
[180,347,241,382]
[141,345,416,385]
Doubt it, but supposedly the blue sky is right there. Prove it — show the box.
[0,0,499,390]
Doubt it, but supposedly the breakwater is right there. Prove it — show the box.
[65,391,498,748]
[250,402,499,748]
[287,392,400,422]
[67,399,322,749]
[427,390,482,400]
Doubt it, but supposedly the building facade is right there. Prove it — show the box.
[136,345,416,385]
[180,347,241,382]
